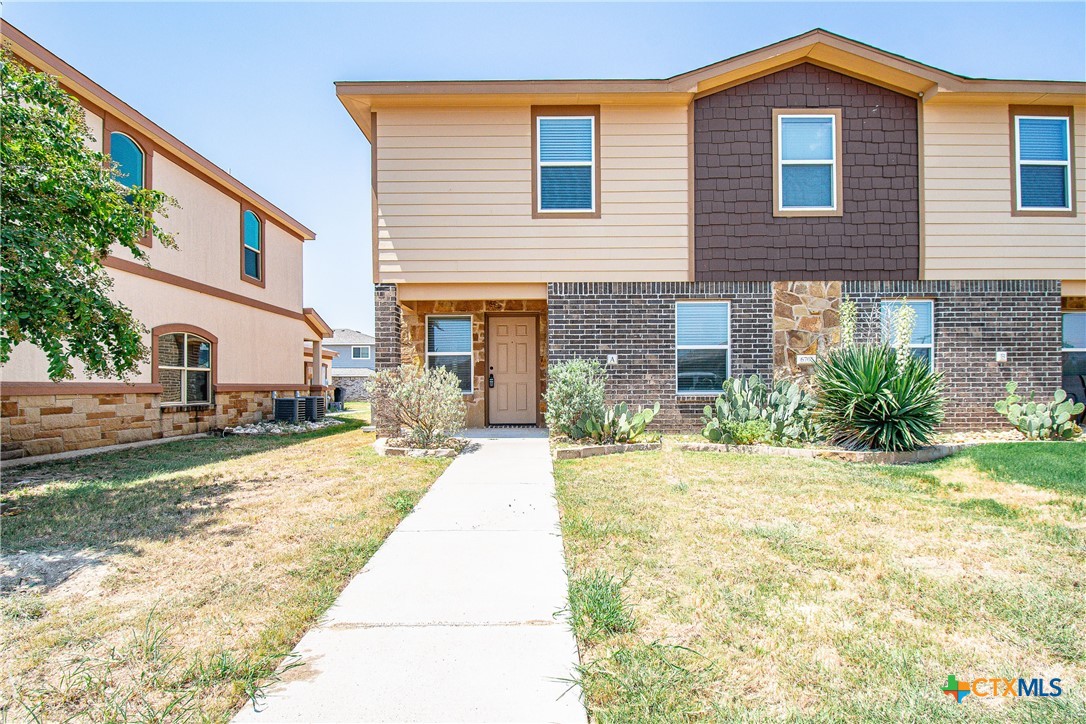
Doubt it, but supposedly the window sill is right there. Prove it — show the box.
[240,273,265,288]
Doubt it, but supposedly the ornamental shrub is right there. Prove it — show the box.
[371,364,465,447]
[813,344,945,452]
[544,358,607,437]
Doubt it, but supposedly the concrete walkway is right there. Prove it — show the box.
[234,429,586,723]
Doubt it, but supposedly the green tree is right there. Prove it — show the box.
[1,47,177,381]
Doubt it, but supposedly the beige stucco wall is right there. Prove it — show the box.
[2,270,308,385]
[376,105,689,283]
[108,155,304,311]
[922,99,1086,283]
[84,107,103,152]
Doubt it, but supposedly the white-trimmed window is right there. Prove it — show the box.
[881,300,934,369]
[352,346,371,360]
[776,112,839,213]
[536,115,595,212]
[1063,312,1086,378]
[1015,115,1072,211]
[676,301,730,395]
[158,332,212,405]
[426,316,473,393]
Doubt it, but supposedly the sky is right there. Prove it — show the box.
[5,1,1085,335]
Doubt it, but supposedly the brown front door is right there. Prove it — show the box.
[487,315,538,425]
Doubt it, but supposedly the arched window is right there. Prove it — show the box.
[242,210,262,282]
[110,132,145,189]
[156,330,214,405]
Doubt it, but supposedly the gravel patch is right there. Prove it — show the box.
[225,419,344,436]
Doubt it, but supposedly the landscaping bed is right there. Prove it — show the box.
[672,439,968,464]
[374,436,468,458]
[553,440,661,460]
[555,442,1086,719]
[0,421,450,721]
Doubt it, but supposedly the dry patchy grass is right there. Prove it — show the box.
[555,443,1086,722]
[1,422,448,722]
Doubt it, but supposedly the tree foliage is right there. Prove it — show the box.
[1,47,177,380]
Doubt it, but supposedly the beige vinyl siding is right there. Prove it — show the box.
[375,106,689,283]
[922,101,1086,281]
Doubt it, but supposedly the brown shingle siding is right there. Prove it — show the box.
[694,63,920,281]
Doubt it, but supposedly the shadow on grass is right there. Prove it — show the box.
[1,420,367,553]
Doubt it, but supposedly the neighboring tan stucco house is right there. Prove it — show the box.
[0,23,331,460]
[339,29,1086,431]
[325,329,376,401]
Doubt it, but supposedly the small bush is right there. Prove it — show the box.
[994,382,1083,440]
[701,374,816,445]
[813,343,945,452]
[713,419,771,445]
[370,364,465,447]
[545,358,607,437]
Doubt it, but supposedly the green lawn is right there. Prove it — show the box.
[1,421,448,721]
[331,400,371,424]
[555,441,1086,721]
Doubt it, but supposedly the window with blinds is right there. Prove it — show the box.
[426,316,473,393]
[675,301,730,395]
[536,116,595,212]
[777,113,838,212]
[1015,116,1071,211]
[880,300,934,369]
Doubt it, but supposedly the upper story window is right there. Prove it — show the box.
[1014,113,1073,212]
[158,331,212,405]
[880,299,934,369]
[675,301,730,395]
[242,209,263,284]
[774,110,842,217]
[426,316,473,393]
[352,346,371,360]
[109,132,145,189]
[532,107,600,217]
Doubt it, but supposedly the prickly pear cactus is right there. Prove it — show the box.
[994,382,1084,440]
[701,374,817,445]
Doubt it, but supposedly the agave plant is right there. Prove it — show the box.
[813,344,945,452]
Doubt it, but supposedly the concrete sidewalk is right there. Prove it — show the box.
[234,429,586,723]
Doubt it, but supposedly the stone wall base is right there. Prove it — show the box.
[0,389,308,461]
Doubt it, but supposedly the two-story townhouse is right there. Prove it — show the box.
[324,329,376,401]
[0,23,331,460]
[339,29,1086,431]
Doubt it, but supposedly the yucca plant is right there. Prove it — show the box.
[813,344,945,452]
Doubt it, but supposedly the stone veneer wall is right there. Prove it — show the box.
[0,388,307,461]
[548,282,773,431]
[773,281,841,382]
[398,298,548,428]
[373,283,402,434]
[330,376,371,402]
[845,280,1062,430]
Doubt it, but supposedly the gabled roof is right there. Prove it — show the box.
[337,28,1085,140]
[2,20,316,241]
[328,328,376,345]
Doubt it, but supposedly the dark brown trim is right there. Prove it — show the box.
[103,115,154,247]
[771,108,844,218]
[239,205,267,288]
[150,325,219,399]
[371,111,380,284]
[483,312,544,427]
[530,106,602,220]
[103,256,306,320]
[1,382,164,395]
[1009,105,1077,218]
[0,20,315,241]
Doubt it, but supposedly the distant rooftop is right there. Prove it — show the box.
[329,328,375,345]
